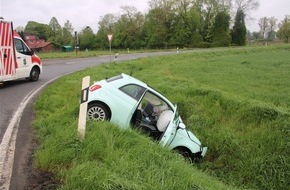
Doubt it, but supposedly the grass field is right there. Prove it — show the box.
[37,48,165,59]
[33,45,290,189]
[38,50,114,59]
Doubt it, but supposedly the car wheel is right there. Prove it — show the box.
[87,103,110,121]
[174,147,195,163]
[30,67,40,82]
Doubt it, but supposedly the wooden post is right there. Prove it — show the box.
[78,76,90,140]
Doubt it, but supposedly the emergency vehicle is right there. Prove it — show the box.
[0,20,42,83]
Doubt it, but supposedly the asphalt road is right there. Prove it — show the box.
[0,51,175,189]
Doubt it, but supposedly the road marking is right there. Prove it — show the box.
[0,78,57,190]
[66,62,76,65]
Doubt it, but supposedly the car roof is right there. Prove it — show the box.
[104,73,148,88]
[98,73,175,109]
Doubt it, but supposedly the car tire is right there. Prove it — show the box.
[29,67,40,82]
[87,103,110,121]
[174,147,195,163]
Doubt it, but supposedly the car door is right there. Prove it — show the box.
[159,106,178,147]
[118,84,146,125]
[14,38,32,78]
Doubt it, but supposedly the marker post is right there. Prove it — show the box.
[78,76,90,140]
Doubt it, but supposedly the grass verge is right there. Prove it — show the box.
[33,44,290,189]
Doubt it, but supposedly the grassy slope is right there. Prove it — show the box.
[33,45,290,189]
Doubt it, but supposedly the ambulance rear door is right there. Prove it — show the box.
[0,20,17,82]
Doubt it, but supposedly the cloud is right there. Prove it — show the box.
[247,0,290,31]
[0,0,148,32]
[1,0,289,33]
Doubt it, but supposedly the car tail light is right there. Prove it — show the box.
[90,84,101,92]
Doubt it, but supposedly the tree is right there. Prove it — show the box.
[258,17,269,39]
[233,0,259,15]
[169,0,201,47]
[231,0,259,46]
[198,0,232,43]
[48,17,62,46]
[277,15,290,43]
[24,21,52,40]
[212,11,231,46]
[95,14,117,49]
[201,7,214,43]
[267,17,278,41]
[251,31,262,40]
[145,0,175,48]
[79,26,96,50]
[62,20,74,45]
[113,6,145,49]
[258,16,278,41]
[231,9,246,45]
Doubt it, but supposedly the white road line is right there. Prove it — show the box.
[66,62,76,65]
[0,78,57,190]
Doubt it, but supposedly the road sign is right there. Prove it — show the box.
[107,34,113,42]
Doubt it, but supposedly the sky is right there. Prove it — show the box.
[0,0,289,33]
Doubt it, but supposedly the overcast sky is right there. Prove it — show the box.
[0,0,289,33]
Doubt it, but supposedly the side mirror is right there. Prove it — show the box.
[29,50,35,55]
[23,50,34,56]
[178,123,186,129]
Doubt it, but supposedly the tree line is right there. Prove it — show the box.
[18,0,290,50]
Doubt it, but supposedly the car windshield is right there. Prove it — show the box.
[143,92,162,106]
[142,91,170,115]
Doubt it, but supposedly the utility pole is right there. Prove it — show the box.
[74,31,79,55]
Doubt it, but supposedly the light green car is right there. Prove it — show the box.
[87,73,207,162]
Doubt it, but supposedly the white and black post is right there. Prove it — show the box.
[78,76,90,140]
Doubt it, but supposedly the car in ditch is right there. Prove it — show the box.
[86,73,207,162]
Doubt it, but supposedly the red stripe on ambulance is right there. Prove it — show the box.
[0,20,42,82]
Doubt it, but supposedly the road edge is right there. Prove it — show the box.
[0,78,58,189]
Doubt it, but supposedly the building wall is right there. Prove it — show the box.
[41,44,54,52]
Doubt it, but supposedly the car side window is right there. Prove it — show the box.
[119,84,146,101]
[14,38,30,54]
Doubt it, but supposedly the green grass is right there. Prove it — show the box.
[33,44,290,189]
[37,50,111,59]
[37,48,175,60]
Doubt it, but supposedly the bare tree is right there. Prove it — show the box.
[267,17,278,40]
[258,17,268,39]
[234,0,259,15]
[268,17,278,32]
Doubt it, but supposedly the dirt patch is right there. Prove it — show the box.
[22,138,59,190]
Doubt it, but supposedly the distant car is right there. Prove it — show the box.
[87,73,207,162]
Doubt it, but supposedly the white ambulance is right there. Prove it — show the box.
[0,20,42,84]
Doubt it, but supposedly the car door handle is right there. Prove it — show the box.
[17,57,21,59]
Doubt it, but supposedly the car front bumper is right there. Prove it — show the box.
[201,146,207,157]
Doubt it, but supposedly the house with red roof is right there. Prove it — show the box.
[24,34,54,52]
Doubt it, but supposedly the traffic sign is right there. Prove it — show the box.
[108,34,113,42]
